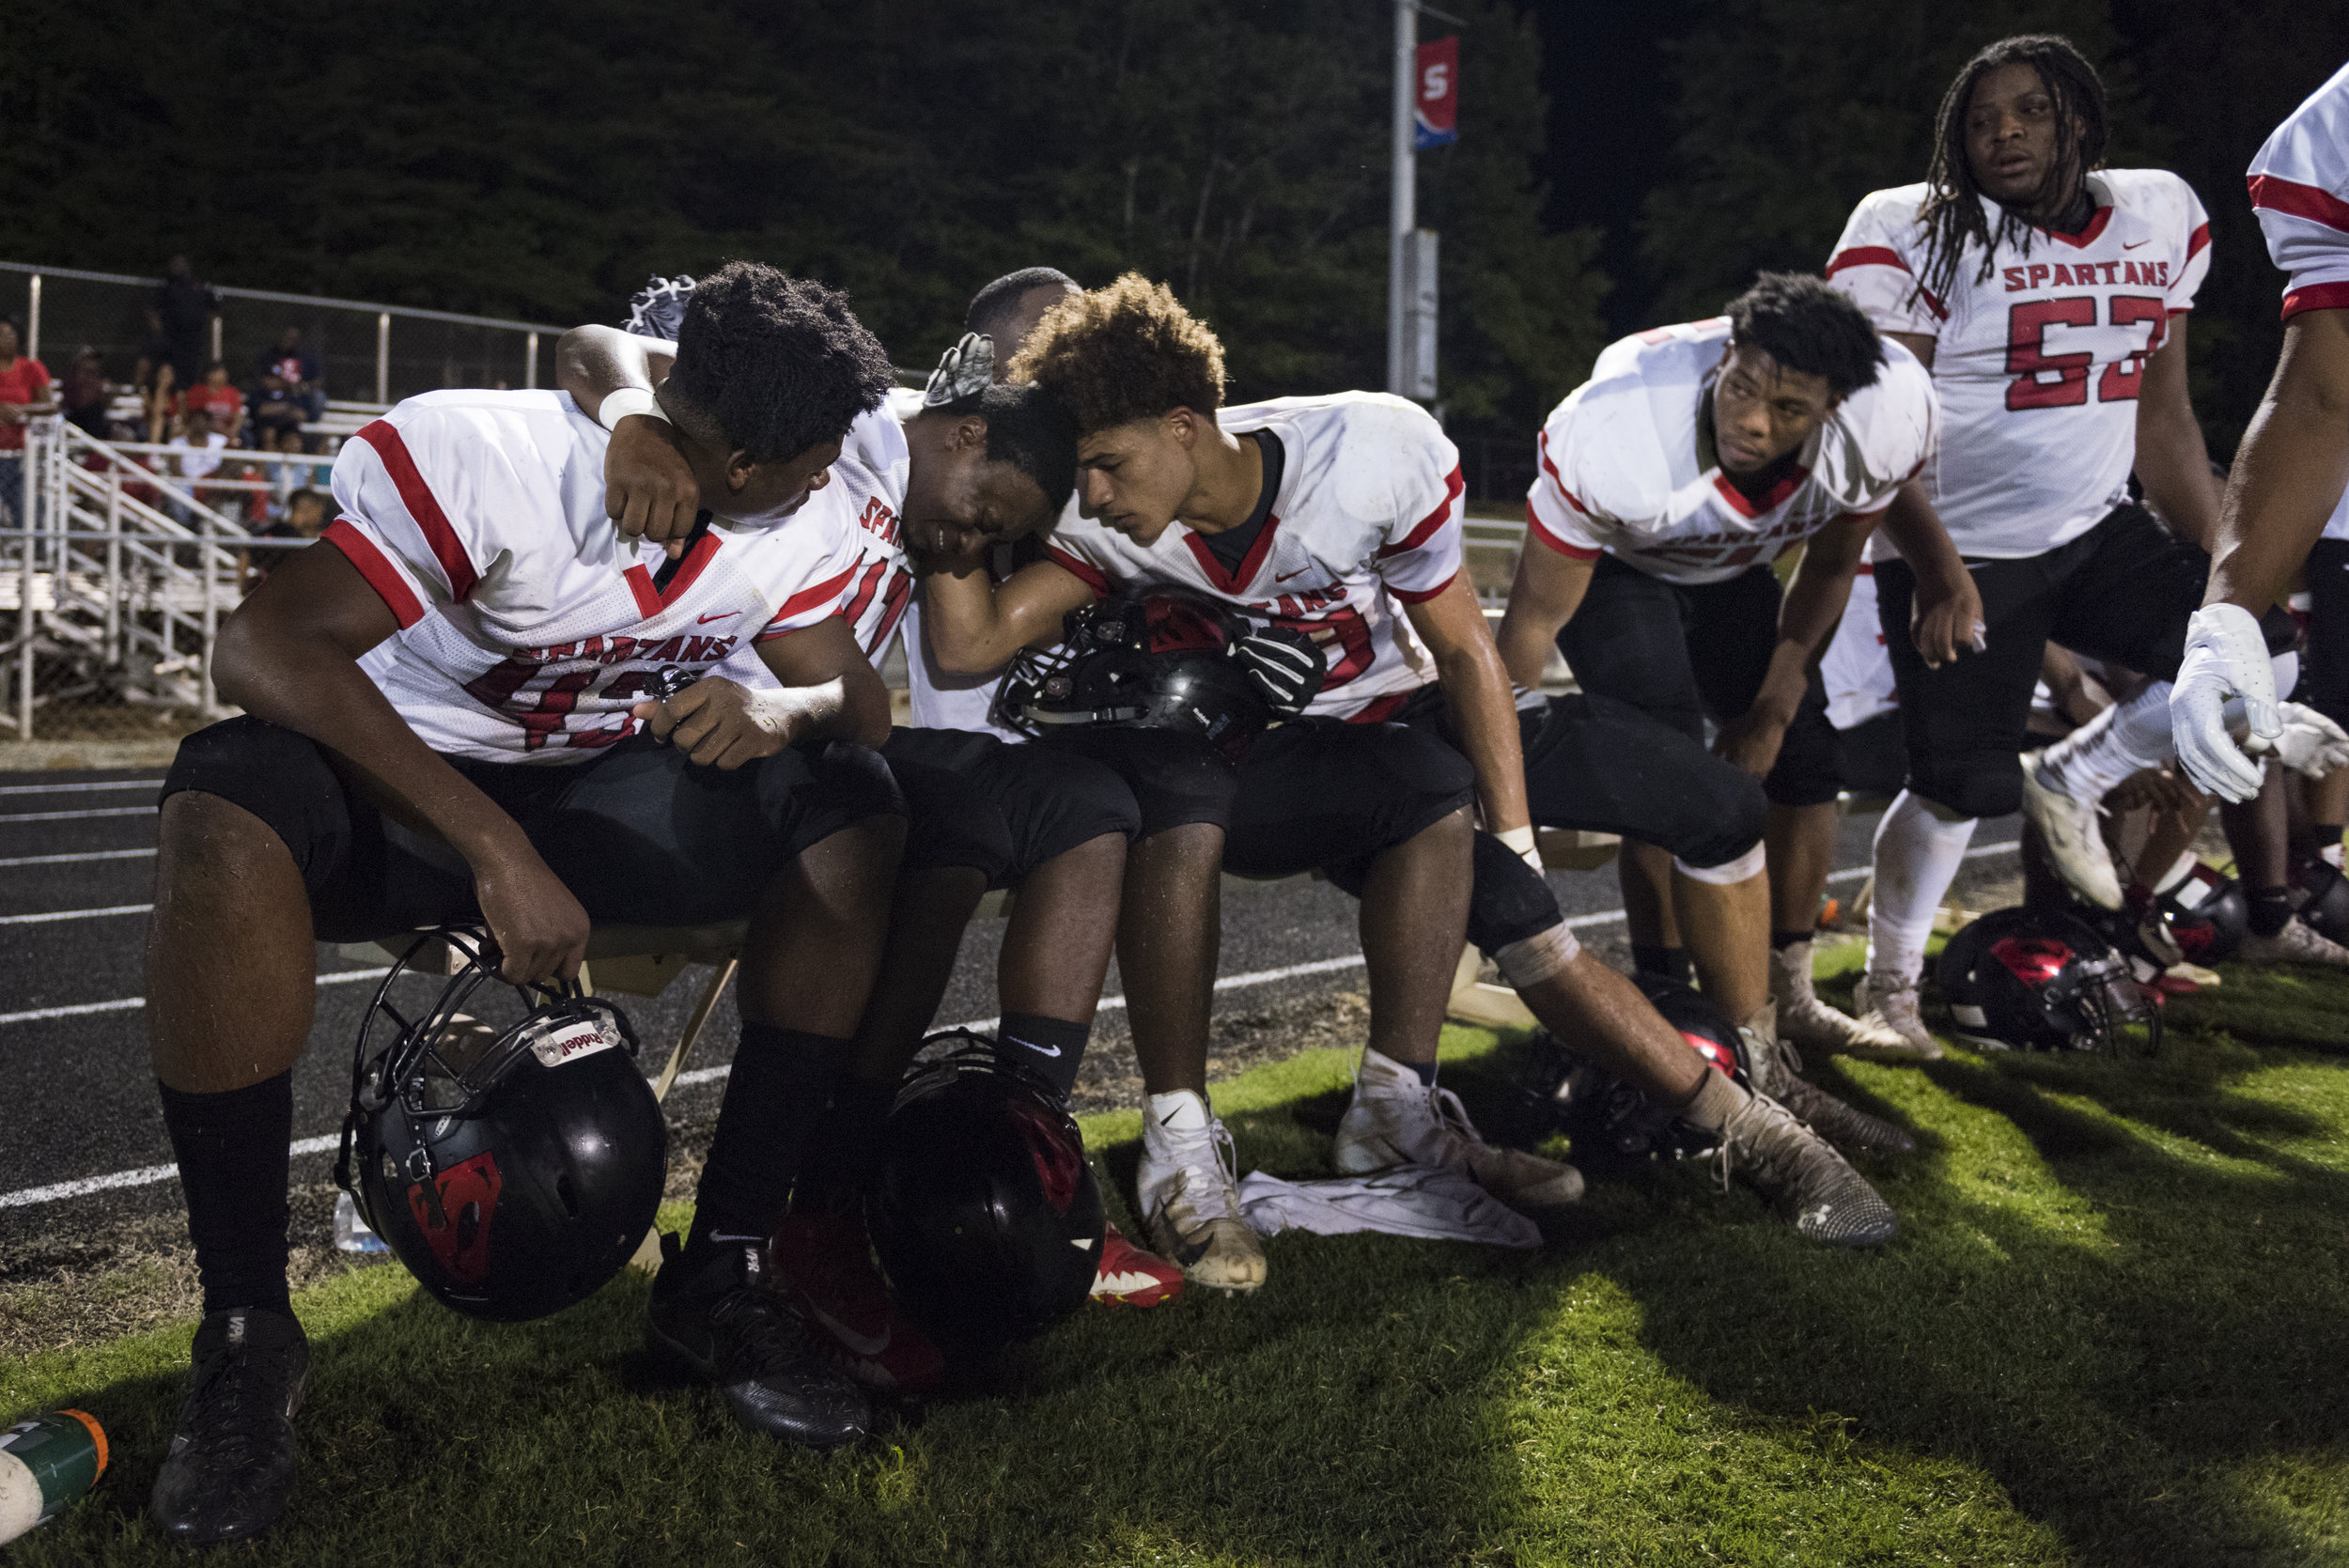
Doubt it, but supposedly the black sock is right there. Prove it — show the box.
[789,1075,897,1213]
[1770,929,1812,951]
[687,1025,842,1259]
[158,1073,294,1316]
[2249,885,2295,938]
[1631,944,1690,986]
[995,1012,1089,1099]
[1406,1059,1439,1087]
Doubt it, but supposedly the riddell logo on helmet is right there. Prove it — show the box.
[1990,936,2074,986]
[529,1020,615,1069]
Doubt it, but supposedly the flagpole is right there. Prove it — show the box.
[1388,0,1416,396]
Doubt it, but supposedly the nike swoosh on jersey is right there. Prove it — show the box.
[2123,239,2150,250]
[1273,567,1313,582]
[698,611,740,623]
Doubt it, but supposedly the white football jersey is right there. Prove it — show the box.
[2251,64,2349,544]
[1526,318,1935,585]
[1827,169,2210,559]
[1820,565,1896,731]
[1043,392,1466,722]
[905,550,1027,742]
[332,390,860,764]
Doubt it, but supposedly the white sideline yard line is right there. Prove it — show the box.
[0,968,393,1028]
[0,902,151,926]
[0,837,2028,1210]
[0,847,156,868]
[0,806,157,823]
[0,778,164,796]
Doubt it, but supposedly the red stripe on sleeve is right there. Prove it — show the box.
[2283,281,2349,320]
[353,420,479,600]
[1377,466,1467,558]
[764,565,858,629]
[1825,245,1908,278]
[2249,173,2349,236]
[1387,567,1458,604]
[622,565,662,618]
[1525,499,1598,560]
[1044,545,1111,599]
[324,519,424,629]
[2186,222,2211,263]
[1537,432,1591,515]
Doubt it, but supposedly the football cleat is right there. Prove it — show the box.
[1715,1086,1899,1247]
[1088,1219,1185,1308]
[1737,1010,1915,1157]
[1849,971,1945,1062]
[1334,1047,1584,1210]
[149,1307,308,1547]
[1770,939,1922,1058]
[2019,753,2123,910]
[770,1206,945,1393]
[2238,914,2349,969]
[1135,1091,1267,1294]
[647,1236,869,1449]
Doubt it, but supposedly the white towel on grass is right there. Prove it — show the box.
[1237,1164,1541,1250]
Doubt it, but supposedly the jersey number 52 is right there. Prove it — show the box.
[2005,295,2169,411]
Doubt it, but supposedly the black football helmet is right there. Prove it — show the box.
[2153,861,2248,965]
[620,274,694,340]
[1517,978,1749,1163]
[1939,907,2161,1057]
[864,1033,1105,1357]
[2292,857,2349,946]
[991,589,1271,751]
[335,928,667,1322]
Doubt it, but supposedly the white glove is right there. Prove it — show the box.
[1496,824,1546,877]
[2273,702,2349,778]
[2170,603,2280,803]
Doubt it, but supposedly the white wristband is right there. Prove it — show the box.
[1497,824,1544,876]
[597,387,668,433]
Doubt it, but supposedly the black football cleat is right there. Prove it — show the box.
[647,1235,869,1450]
[149,1306,308,1547]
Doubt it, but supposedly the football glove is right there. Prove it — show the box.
[2273,702,2349,779]
[1230,627,1326,715]
[2170,603,2279,803]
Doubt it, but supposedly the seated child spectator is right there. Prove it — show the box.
[60,350,112,439]
[181,361,245,443]
[250,328,323,446]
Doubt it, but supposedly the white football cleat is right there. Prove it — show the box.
[1771,939,1924,1058]
[2019,752,2123,910]
[1135,1090,1266,1294]
[1848,971,1944,1062]
[2238,915,2349,969]
[1334,1047,1583,1211]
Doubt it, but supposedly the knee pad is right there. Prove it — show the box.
[160,715,350,876]
[1675,765,1770,870]
[1465,830,1565,955]
[1673,839,1766,886]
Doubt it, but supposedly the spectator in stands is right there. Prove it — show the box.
[143,361,181,444]
[147,256,219,389]
[59,350,110,439]
[251,327,323,448]
[181,360,244,445]
[166,402,229,522]
[243,485,327,590]
[0,318,55,524]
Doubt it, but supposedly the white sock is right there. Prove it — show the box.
[1865,789,1978,983]
[2037,680,2175,801]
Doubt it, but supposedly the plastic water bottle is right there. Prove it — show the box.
[0,1409,106,1545]
[334,1190,389,1253]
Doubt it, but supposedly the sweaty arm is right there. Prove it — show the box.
[2177,308,2349,800]
[1407,573,1531,838]
[1494,537,1595,691]
[554,324,698,555]
[917,554,1097,675]
[1714,512,1873,777]
[212,543,589,984]
[1876,480,1982,668]
[2133,318,2221,550]
[634,616,892,766]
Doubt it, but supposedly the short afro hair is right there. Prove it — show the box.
[1005,273,1225,434]
[1723,272,1885,399]
[973,381,1079,515]
[965,267,1079,348]
[664,260,895,464]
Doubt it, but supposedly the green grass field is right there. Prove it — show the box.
[8,946,2349,1567]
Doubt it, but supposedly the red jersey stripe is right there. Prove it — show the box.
[1387,567,1458,604]
[1825,246,1946,319]
[325,519,425,629]
[621,566,661,618]
[353,420,478,600]
[2186,222,2211,262]
[1525,499,1598,560]
[765,564,858,628]
[2283,280,2349,319]
[1045,545,1112,599]
[1377,466,1466,558]
[2249,173,2349,236]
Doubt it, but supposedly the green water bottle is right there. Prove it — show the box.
[0,1409,107,1544]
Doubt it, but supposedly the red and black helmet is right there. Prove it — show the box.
[864,1033,1106,1358]
[1518,978,1749,1163]
[1939,906,2161,1056]
[991,589,1270,751]
[2153,862,2249,965]
[336,928,666,1322]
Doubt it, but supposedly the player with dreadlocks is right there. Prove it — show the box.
[1824,33,2307,1054]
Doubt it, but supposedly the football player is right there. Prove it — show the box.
[923,275,1901,1264]
[1497,272,1974,1066]
[2177,61,2349,800]
[557,268,1185,1382]
[142,265,936,1545]
[1824,34,2295,1051]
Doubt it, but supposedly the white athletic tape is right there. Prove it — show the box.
[1673,841,1766,886]
[1495,924,1581,990]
